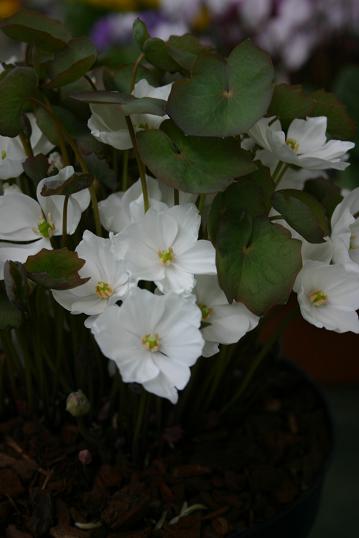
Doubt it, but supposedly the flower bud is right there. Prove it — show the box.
[78,449,92,465]
[66,390,90,417]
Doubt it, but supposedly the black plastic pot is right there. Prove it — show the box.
[229,360,333,538]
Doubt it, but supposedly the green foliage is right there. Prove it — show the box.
[132,18,150,51]
[304,178,342,219]
[0,67,38,137]
[103,64,159,93]
[1,9,71,51]
[167,40,274,137]
[47,37,97,89]
[72,91,167,116]
[273,189,329,243]
[209,177,302,314]
[137,120,257,194]
[269,84,356,140]
[0,288,22,330]
[24,249,90,290]
[23,154,50,185]
[41,173,93,197]
[4,261,30,314]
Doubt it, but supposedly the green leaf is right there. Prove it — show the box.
[41,172,93,197]
[103,64,160,94]
[0,288,22,330]
[213,215,302,314]
[208,167,274,241]
[166,34,211,71]
[137,120,257,194]
[4,261,30,313]
[47,37,97,88]
[85,154,116,190]
[167,40,274,137]
[273,189,330,243]
[35,104,88,146]
[310,89,356,141]
[143,37,181,72]
[24,248,90,290]
[1,9,71,52]
[304,178,343,218]
[71,91,167,116]
[23,154,50,185]
[133,18,150,50]
[267,84,356,140]
[0,67,38,137]
[267,84,313,130]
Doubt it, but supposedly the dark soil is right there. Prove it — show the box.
[0,362,331,538]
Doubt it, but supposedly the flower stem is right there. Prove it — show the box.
[132,391,148,461]
[221,306,299,414]
[272,161,288,186]
[174,188,180,205]
[19,131,34,158]
[125,116,150,212]
[121,150,129,190]
[131,52,145,92]
[62,195,69,247]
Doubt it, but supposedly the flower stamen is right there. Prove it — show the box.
[309,290,328,307]
[96,281,113,299]
[286,138,300,153]
[1,149,7,160]
[199,303,213,321]
[158,247,175,266]
[142,333,161,352]
[37,215,55,238]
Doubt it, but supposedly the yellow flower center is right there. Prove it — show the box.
[286,138,300,153]
[158,247,175,266]
[199,303,213,321]
[96,281,113,299]
[142,333,161,352]
[309,290,328,307]
[37,217,55,239]
[1,149,7,160]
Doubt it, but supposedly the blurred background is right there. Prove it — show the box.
[1,1,359,536]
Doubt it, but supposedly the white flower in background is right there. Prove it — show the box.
[53,231,131,316]
[248,116,354,171]
[194,275,260,357]
[88,79,172,151]
[99,177,197,234]
[295,261,359,333]
[99,177,165,234]
[330,187,359,270]
[0,167,90,278]
[0,113,55,180]
[47,151,64,174]
[90,288,204,403]
[112,204,216,294]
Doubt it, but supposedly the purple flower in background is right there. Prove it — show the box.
[91,10,188,51]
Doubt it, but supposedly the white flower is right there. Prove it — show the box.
[248,116,354,171]
[194,275,260,357]
[295,261,359,333]
[88,79,172,150]
[112,204,216,294]
[0,114,54,180]
[0,166,90,278]
[89,288,204,403]
[47,151,64,174]
[98,177,165,234]
[52,230,131,316]
[330,187,359,270]
[99,177,197,234]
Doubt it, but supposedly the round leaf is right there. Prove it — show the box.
[0,67,38,137]
[133,18,150,50]
[47,37,97,89]
[273,189,330,243]
[213,215,302,314]
[72,91,167,116]
[137,120,257,193]
[167,40,274,137]
[1,9,71,52]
